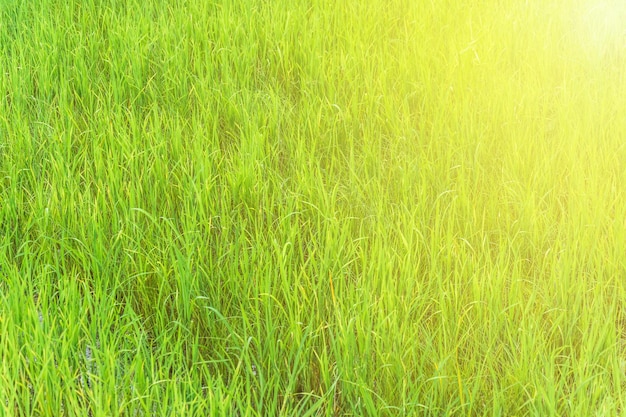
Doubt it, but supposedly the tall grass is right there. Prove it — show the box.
[1,0,625,415]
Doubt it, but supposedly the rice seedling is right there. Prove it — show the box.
[1,0,625,415]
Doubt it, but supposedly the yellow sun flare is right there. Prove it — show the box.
[579,1,626,55]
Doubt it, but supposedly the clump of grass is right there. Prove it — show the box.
[1,0,625,415]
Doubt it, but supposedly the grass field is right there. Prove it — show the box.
[1,0,626,415]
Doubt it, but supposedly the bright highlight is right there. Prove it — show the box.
[579,1,626,55]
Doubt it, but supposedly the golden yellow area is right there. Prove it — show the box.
[575,1,626,56]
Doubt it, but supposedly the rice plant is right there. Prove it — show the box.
[1,0,625,415]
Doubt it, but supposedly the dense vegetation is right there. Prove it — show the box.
[1,0,625,415]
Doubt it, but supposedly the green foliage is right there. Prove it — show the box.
[0,0,625,415]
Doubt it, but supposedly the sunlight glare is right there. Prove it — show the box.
[579,1,626,55]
